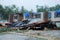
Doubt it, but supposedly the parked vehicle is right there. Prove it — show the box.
[27,19,57,30]
[15,20,30,30]
[5,19,57,30]
[5,21,19,27]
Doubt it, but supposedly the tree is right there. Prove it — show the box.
[55,4,60,10]
[20,6,28,13]
[36,5,48,12]
[0,5,4,14]
[36,4,60,12]
[0,5,20,20]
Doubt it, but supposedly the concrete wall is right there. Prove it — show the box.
[13,14,18,22]
[51,11,60,22]
[39,12,44,21]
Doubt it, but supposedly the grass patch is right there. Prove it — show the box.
[0,28,11,33]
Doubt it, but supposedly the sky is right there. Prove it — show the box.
[0,0,60,12]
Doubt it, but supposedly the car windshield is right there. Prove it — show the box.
[28,19,42,24]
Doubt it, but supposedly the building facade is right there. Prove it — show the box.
[51,11,60,22]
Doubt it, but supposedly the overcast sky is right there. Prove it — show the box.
[0,0,60,12]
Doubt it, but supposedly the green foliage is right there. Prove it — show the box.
[0,5,19,20]
[36,4,60,12]
[0,5,29,20]
[0,28,10,33]
[0,4,60,20]
[21,6,28,13]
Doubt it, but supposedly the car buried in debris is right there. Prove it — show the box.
[27,19,57,30]
[15,19,57,30]
[5,19,57,30]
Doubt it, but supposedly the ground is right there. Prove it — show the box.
[0,30,60,40]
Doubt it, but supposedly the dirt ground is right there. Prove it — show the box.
[20,30,60,40]
[0,30,60,40]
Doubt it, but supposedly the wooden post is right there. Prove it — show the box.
[43,12,48,21]
[18,13,23,21]
[9,14,14,23]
